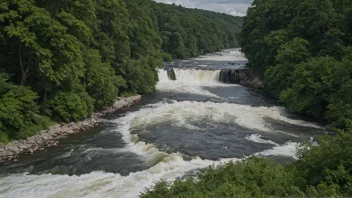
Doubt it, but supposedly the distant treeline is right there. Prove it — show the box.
[0,0,242,142]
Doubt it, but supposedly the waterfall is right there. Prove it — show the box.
[159,68,240,84]
[159,68,221,83]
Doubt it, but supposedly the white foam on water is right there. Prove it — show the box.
[0,142,299,198]
[193,48,247,62]
[121,100,321,134]
[0,99,313,198]
[0,49,319,198]
[172,69,220,83]
[245,134,279,146]
[258,142,298,159]
[156,69,236,98]
[0,153,240,198]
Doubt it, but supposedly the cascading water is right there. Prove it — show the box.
[0,49,325,198]
[173,68,220,82]
[160,68,221,83]
[156,68,233,98]
[160,67,242,84]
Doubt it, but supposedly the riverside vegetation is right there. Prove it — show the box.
[0,0,242,143]
[2,0,352,197]
[142,0,352,197]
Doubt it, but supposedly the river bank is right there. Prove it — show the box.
[0,49,328,198]
[0,95,142,163]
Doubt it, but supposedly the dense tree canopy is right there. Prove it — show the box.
[240,0,352,130]
[0,0,242,142]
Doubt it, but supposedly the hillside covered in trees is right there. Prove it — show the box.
[0,0,242,143]
[240,0,352,130]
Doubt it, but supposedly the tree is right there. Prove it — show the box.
[240,0,352,129]
[84,49,126,110]
[0,73,47,142]
[264,38,310,97]
[0,0,242,142]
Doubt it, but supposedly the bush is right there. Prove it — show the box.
[125,59,158,94]
[279,57,341,118]
[0,74,47,141]
[141,157,304,198]
[142,130,352,198]
[294,131,352,196]
[162,52,173,62]
[46,91,94,122]
[84,49,126,110]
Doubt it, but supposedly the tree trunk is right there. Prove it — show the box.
[19,43,30,85]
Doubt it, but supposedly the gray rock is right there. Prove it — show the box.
[0,95,142,164]
[66,130,75,134]
[19,144,29,149]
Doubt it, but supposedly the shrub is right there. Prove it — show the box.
[46,91,94,122]
[141,157,304,198]
[0,74,46,141]
[84,49,126,110]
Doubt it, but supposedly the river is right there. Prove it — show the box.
[0,49,326,198]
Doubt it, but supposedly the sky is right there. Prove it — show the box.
[154,0,253,16]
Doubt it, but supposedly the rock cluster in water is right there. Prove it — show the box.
[164,67,262,89]
[165,68,177,80]
[0,95,142,163]
[220,68,263,89]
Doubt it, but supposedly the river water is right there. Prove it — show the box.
[0,49,326,198]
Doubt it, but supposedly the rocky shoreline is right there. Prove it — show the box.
[0,95,142,163]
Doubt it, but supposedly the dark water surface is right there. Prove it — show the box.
[0,49,327,198]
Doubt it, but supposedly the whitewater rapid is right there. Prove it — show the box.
[0,49,323,198]
[0,99,302,198]
[194,48,247,62]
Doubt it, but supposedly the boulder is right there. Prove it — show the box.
[66,130,75,134]
[219,68,263,89]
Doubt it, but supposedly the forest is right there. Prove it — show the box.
[0,0,242,143]
[142,0,352,197]
[240,0,352,131]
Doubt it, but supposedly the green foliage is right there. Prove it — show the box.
[142,131,352,197]
[0,73,49,140]
[0,0,242,142]
[279,57,340,118]
[162,53,173,62]
[141,157,304,198]
[240,0,352,129]
[84,49,126,110]
[45,91,94,123]
[326,58,352,128]
[142,2,352,195]
[264,38,310,97]
[154,2,242,59]
[236,2,352,195]
[294,131,352,196]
